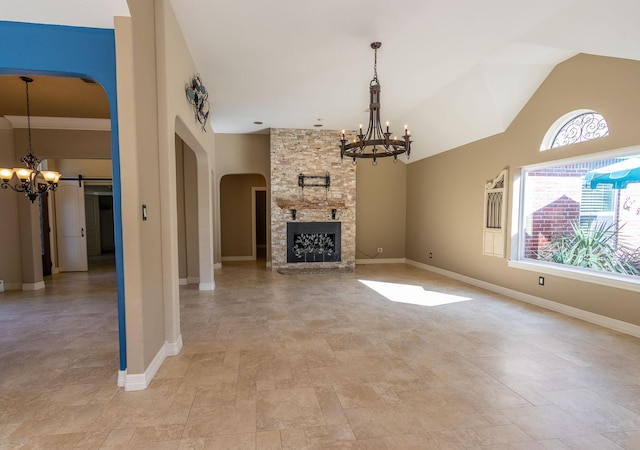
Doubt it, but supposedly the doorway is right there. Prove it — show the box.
[85,184,115,266]
[220,174,267,263]
[254,187,267,260]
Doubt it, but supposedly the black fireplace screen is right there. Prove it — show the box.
[287,222,341,263]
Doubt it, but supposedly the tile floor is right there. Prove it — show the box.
[1,260,640,449]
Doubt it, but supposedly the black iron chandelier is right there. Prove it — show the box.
[0,76,61,202]
[340,42,412,165]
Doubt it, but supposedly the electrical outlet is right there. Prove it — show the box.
[538,276,545,286]
[377,247,383,254]
[428,252,433,259]
[0,280,4,293]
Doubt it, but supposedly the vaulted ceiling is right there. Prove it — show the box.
[2,0,639,161]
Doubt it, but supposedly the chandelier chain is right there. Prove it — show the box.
[25,78,33,155]
[373,46,378,83]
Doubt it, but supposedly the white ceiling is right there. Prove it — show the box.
[2,0,640,161]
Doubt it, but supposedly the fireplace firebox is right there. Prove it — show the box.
[287,222,341,263]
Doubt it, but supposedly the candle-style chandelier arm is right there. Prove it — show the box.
[339,42,412,165]
[0,76,61,203]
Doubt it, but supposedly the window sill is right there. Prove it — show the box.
[508,259,640,293]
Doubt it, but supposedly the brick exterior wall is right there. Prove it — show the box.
[270,128,357,271]
[524,160,640,260]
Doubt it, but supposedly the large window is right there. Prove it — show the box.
[515,151,640,281]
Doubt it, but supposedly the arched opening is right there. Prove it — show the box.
[220,173,267,265]
[175,134,200,285]
[0,22,126,376]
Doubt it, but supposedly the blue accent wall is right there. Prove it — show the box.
[0,20,127,371]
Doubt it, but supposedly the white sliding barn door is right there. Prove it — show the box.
[55,181,88,272]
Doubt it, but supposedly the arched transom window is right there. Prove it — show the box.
[541,110,609,151]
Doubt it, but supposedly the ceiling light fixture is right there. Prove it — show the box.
[340,42,412,165]
[0,76,61,203]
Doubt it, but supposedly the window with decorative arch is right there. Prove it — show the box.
[540,109,609,151]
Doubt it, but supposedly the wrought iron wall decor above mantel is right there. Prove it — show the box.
[298,173,330,190]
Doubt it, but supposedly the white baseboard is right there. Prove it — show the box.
[3,282,21,291]
[22,281,45,291]
[357,258,407,265]
[221,256,255,262]
[199,282,215,291]
[406,259,640,339]
[213,262,222,269]
[165,335,183,356]
[179,278,188,286]
[124,343,167,391]
[121,337,183,391]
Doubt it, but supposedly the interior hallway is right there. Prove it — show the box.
[1,262,640,449]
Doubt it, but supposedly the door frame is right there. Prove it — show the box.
[84,181,114,258]
[252,187,267,261]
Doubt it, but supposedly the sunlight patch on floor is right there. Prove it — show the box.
[359,279,472,306]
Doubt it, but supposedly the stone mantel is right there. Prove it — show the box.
[275,198,347,210]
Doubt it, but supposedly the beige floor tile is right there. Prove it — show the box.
[256,430,282,449]
[129,424,185,445]
[334,383,385,409]
[472,424,533,446]
[20,432,85,449]
[603,430,640,449]
[303,424,356,445]
[344,406,426,440]
[257,387,325,431]
[203,432,255,449]
[178,438,207,449]
[102,427,135,446]
[2,260,640,448]
[504,405,595,440]
[314,385,348,425]
[279,428,306,448]
[183,400,256,438]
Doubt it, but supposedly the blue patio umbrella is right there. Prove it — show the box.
[584,157,640,189]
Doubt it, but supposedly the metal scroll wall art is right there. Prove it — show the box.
[185,74,210,131]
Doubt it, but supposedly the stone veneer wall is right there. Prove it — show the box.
[270,128,356,271]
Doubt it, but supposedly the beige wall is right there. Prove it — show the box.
[118,0,166,372]
[0,120,22,289]
[356,157,407,259]
[13,129,111,160]
[214,133,270,263]
[220,174,266,258]
[406,54,640,327]
[214,134,270,180]
[56,159,112,178]
[116,0,216,381]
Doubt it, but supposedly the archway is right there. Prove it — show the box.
[0,21,126,373]
[220,173,267,264]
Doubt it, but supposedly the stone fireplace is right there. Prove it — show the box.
[270,128,356,272]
